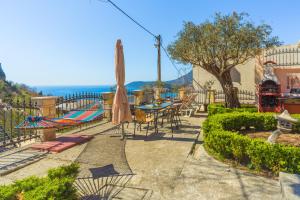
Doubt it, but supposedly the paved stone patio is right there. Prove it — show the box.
[0,116,283,199]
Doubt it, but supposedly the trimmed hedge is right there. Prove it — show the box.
[203,112,300,175]
[0,163,79,200]
[207,104,257,116]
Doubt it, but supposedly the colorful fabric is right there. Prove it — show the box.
[54,109,104,124]
[16,109,104,129]
[16,116,61,129]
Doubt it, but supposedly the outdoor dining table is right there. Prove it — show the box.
[136,102,172,134]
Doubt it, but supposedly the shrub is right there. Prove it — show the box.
[207,104,257,116]
[0,163,79,200]
[203,112,300,175]
[204,112,277,132]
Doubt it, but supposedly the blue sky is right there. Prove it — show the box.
[0,0,300,86]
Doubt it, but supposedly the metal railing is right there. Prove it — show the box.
[0,89,256,148]
[263,47,300,66]
[0,92,103,148]
[0,99,39,148]
[215,89,255,104]
[55,92,102,117]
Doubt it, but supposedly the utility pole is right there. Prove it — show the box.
[156,35,161,82]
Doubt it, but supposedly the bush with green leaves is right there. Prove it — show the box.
[207,104,258,116]
[203,112,300,175]
[0,163,79,200]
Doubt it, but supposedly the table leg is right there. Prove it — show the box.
[154,111,159,134]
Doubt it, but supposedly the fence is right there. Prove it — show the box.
[0,99,39,148]
[0,93,102,148]
[55,92,102,117]
[215,89,255,104]
[262,47,300,66]
[0,89,255,148]
[185,89,255,105]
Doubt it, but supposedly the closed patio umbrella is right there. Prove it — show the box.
[112,39,132,137]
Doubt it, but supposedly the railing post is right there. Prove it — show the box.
[31,96,58,141]
[3,106,6,146]
[206,89,216,104]
[101,92,115,121]
[178,88,186,100]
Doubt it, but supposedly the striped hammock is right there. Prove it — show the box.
[16,110,104,129]
[15,116,62,129]
[54,109,104,124]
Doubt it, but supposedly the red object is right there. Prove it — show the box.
[30,134,93,153]
[257,80,282,112]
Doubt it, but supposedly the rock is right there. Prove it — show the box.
[0,63,6,81]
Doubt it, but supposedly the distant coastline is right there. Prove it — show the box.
[34,71,192,97]
[34,85,141,97]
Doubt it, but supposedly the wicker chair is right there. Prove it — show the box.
[134,109,154,136]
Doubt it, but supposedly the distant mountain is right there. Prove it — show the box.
[126,70,192,89]
[0,63,6,81]
[166,70,192,85]
[126,81,154,90]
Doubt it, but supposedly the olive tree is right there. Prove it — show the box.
[168,12,280,108]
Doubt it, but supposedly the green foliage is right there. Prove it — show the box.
[0,163,79,200]
[168,12,280,71]
[0,185,18,200]
[203,112,300,175]
[23,177,78,200]
[204,112,276,132]
[47,162,79,180]
[168,12,280,108]
[207,104,257,116]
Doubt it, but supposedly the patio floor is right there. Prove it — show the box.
[0,115,282,199]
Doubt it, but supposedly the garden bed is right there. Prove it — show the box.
[203,111,300,175]
[240,130,300,147]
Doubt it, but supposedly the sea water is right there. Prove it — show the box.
[34,85,140,97]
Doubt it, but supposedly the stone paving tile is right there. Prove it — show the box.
[167,145,281,200]
[0,158,70,185]
[0,149,47,176]
[124,117,201,200]
[123,116,282,200]
[76,131,132,178]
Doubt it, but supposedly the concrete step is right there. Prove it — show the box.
[0,148,47,176]
[279,172,300,200]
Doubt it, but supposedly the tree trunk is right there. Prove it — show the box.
[219,71,241,108]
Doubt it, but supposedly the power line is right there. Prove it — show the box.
[161,43,204,89]
[104,0,157,39]
[98,0,196,84]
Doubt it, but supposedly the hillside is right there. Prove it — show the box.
[0,64,37,101]
[166,71,192,85]
[126,70,192,89]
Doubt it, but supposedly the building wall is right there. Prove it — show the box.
[273,68,300,93]
[193,58,256,93]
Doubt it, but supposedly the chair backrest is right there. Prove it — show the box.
[180,93,197,109]
[181,95,190,103]
[134,109,146,123]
